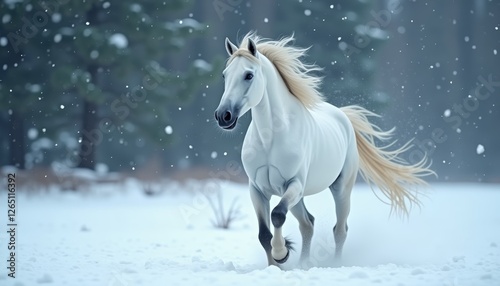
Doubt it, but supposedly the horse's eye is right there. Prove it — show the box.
[245,73,254,81]
[222,74,225,80]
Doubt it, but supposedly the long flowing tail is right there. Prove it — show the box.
[341,105,436,216]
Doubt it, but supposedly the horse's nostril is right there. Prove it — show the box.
[214,111,219,121]
[223,111,232,122]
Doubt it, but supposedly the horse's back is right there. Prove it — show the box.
[313,103,353,134]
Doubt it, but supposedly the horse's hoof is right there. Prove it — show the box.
[273,249,290,264]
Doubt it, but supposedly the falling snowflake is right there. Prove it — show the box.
[211,151,217,159]
[108,33,128,49]
[476,144,485,155]
[165,126,173,135]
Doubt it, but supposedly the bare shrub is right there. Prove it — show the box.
[205,189,242,229]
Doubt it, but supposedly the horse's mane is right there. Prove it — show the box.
[228,32,325,109]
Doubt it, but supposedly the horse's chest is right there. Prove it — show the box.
[242,147,303,196]
[252,164,288,196]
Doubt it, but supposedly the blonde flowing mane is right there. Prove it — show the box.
[227,32,325,109]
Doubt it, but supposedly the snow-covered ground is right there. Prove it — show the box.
[1,180,499,286]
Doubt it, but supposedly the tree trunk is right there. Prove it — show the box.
[8,110,25,169]
[77,6,100,170]
[77,97,99,169]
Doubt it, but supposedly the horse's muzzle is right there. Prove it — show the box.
[214,108,238,130]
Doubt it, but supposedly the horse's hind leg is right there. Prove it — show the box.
[290,198,315,264]
[329,158,358,260]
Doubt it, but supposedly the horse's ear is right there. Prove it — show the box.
[248,38,258,57]
[225,37,238,56]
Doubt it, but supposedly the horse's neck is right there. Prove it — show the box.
[250,57,304,144]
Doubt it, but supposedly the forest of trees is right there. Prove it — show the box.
[1,0,217,171]
[1,0,498,182]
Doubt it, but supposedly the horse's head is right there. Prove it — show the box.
[214,37,266,130]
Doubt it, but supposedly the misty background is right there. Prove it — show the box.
[1,0,499,185]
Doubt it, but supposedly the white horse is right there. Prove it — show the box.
[214,32,434,267]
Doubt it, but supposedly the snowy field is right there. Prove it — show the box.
[1,180,499,286]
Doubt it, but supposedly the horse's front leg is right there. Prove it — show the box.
[249,184,278,267]
[270,180,303,263]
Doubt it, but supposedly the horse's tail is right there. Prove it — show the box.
[341,105,435,216]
